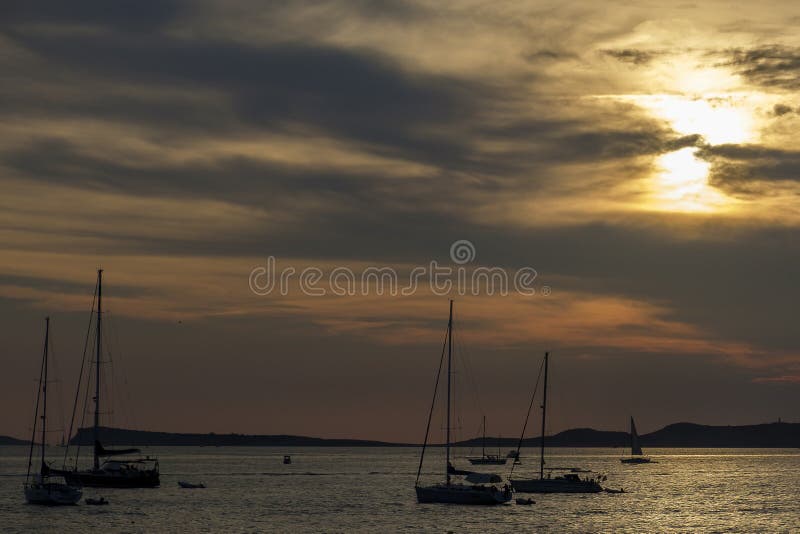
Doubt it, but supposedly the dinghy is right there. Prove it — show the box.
[178,481,206,489]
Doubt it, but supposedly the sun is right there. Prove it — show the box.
[642,94,756,145]
[611,60,772,213]
[655,147,729,213]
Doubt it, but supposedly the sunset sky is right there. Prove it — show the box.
[1,0,799,442]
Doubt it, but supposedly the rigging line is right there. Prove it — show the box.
[63,277,97,469]
[454,329,484,448]
[26,327,48,484]
[415,314,450,487]
[99,331,114,444]
[101,320,116,437]
[508,355,545,479]
[107,310,138,442]
[75,318,98,466]
[48,333,67,447]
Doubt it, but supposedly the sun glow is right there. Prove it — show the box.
[641,94,757,145]
[655,147,729,213]
[623,88,764,213]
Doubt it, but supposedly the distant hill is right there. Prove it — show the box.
[70,426,409,447]
[55,422,800,448]
[456,428,629,448]
[456,422,800,448]
[640,422,800,448]
[0,435,27,446]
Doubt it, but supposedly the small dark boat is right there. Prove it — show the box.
[283,455,292,465]
[467,416,508,465]
[516,497,535,505]
[178,481,206,489]
[85,497,109,505]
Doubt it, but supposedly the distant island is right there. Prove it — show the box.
[457,422,800,448]
[2,422,797,448]
[0,435,27,446]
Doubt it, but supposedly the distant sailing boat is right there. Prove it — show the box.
[621,417,652,464]
[510,352,604,494]
[24,317,83,505]
[468,416,507,465]
[415,301,513,505]
[54,270,159,488]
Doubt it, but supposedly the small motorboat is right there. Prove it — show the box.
[604,487,625,494]
[178,481,206,489]
[516,497,535,505]
[283,455,292,465]
[85,497,109,505]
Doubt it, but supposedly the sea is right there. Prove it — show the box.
[1,446,798,532]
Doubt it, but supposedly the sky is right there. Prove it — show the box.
[1,0,799,443]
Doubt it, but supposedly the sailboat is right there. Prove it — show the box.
[510,352,604,494]
[54,270,159,488]
[415,301,513,505]
[621,417,652,464]
[24,317,83,505]
[468,416,507,465]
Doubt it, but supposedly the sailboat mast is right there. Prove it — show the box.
[41,317,49,475]
[93,269,103,470]
[540,351,548,480]
[482,415,486,457]
[445,299,453,485]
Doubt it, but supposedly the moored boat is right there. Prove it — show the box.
[54,270,160,488]
[414,301,513,505]
[467,416,508,465]
[509,352,604,494]
[23,318,83,506]
[621,417,653,464]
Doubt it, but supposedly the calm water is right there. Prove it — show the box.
[1,446,798,532]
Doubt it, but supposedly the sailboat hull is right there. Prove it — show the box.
[621,457,652,464]
[510,478,603,494]
[24,482,82,505]
[416,483,512,504]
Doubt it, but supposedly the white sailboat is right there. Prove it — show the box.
[24,318,83,505]
[510,352,604,494]
[415,301,513,505]
[621,417,653,464]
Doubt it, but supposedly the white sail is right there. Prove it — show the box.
[630,417,643,456]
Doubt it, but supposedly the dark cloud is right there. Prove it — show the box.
[0,273,149,299]
[523,49,579,62]
[5,28,496,173]
[0,0,181,32]
[601,48,662,65]
[726,45,800,89]
[771,103,795,116]
[697,144,800,196]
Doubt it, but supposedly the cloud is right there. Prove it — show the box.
[726,45,800,89]
[0,0,181,32]
[771,103,795,116]
[697,144,800,196]
[1,0,800,440]
[601,48,664,65]
[752,374,800,384]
